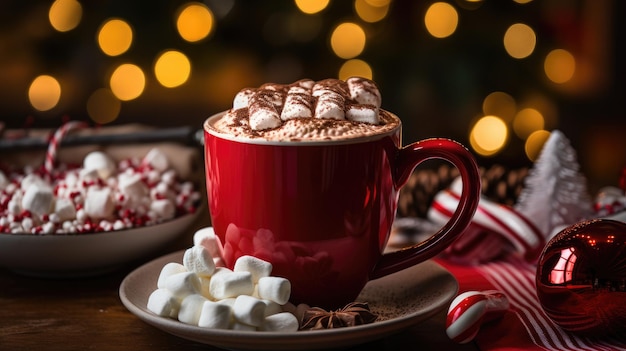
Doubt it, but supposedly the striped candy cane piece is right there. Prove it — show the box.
[446,290,509,344]
[44,120,88,174]
[429,177,545,263]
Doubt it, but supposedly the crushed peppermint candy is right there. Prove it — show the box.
[0,148,201,235]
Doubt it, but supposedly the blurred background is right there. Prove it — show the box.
[0,0,624,192]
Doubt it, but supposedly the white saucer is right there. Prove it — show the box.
[0,211,200,277]
[119,250,458,350]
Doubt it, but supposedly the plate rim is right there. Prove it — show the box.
[119,249,459,350]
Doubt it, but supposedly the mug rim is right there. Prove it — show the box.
[204,110,401,146]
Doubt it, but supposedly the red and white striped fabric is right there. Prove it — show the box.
[429,177,545,264]
[437,257,626,351]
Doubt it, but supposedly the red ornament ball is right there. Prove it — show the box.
[536,219,626,337]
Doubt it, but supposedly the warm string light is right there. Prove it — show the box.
[32,0,571,163]
[36,1,216,124]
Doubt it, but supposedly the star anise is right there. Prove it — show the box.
[300,302,378,330]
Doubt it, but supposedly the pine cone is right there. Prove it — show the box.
[397,164,529,218]
[481,164,529,207]
[398,164,459,218]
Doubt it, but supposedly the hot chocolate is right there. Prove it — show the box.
[207,77,400,142]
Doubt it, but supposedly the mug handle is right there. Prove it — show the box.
[370,138,481,280]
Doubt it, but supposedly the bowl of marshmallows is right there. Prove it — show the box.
[0,143,203,277]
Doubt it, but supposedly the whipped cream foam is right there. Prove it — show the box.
[209,77,400,142]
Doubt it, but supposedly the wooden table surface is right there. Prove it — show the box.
[0,217,479,351]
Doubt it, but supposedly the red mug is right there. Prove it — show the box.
[204,111,481,309]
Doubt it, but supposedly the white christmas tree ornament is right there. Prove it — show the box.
[514,130,593,239]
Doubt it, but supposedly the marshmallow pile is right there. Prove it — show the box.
[148,227,300,332]
[232,77,382,130]
[0,148,200,234]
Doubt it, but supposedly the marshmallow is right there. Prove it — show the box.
[117,172,148,205]
[161,271,201,299]
[294,79,315,90]
[21,184,54,217]
[346,76,381,107]
[346,105,380,124]
[233,88,255,110]
[209,271,254,300]
[7,199,20,215]
[314,91,345,120]
[41,221,55,233]
[280,86,313,120]
[193,227,224,260]
[217,297,237,308]
[233,295,266,327]
[147,288,180,318]
[198,276,213,299]
[260,312,299,332]
[22,217,33,232]
[157,262,188,289]
[256,276,291,305]
[79,167,100,182]
[76,208,87,223]
[83,151,116,179]
[233,255,272,283]
[54,198,77,222]
[248,91,282,131]
[312,79,349,97]
[152,182,176,202]
[150,199,175,221]
[198,300,233,329]
[161,169,177,186]
[84,187,115,219]
[178,294,209,325]
[183,245,216,277]
[143,148,169,173]
[212,266,233,278]
[64,171,79,188]
[20,174,46,191]
[213,257,226,268]
[262,300,283,317]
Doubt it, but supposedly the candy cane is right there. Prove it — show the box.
[44,120,88,174]
[429,177,545,263]
[446,290,509,344]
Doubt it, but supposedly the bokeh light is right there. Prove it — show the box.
[544,49,576,84]
[87,88,121,125]
[176,2,215,43]
[97,18,133,56]
[525,130,551,161]
[330,22,366,59]
[109,63,145,101]
[355,0,391,23]
[338,59,373,80]
[294,0,330,14]
[424,2,459,39]
[513,107,544,139]
[28,75,61,111]
[482,91,516,123]
[49,0,82,32]
[469,115,508,156]
[520,93,559,130]
[503,23,536,59]
[154,50,191,88]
